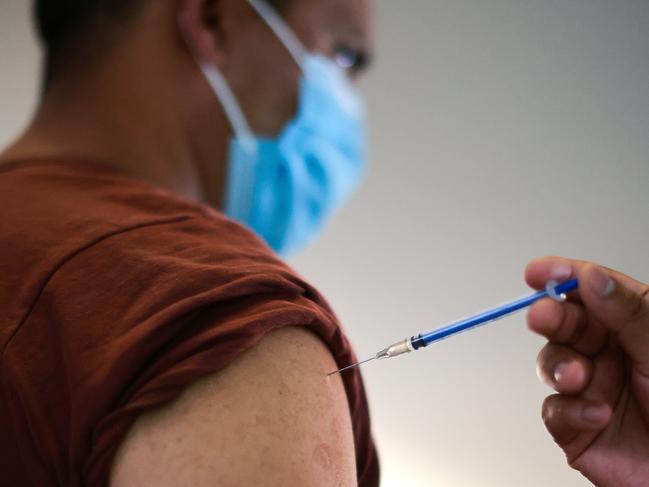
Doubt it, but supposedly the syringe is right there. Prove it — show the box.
[329,278,579,376]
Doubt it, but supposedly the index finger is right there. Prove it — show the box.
[525,256,648,297]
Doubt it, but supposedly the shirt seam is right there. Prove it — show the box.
[0,215,195,360]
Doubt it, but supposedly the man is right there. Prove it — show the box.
[0,3,647,487]
[0,0,376,485]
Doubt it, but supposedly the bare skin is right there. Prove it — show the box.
[110,327,358,487]
[527,256,649,487]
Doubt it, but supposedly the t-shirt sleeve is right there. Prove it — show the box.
[11,215,372,486]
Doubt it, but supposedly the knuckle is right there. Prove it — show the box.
[536,345,558,377]
[536,350,548,383]
[538,343,569,365]
[565,306,587,344]
[536,343,554,364]
[536,344,548,363]
[623,289,648,322]
[544,301,564,340]
[642,287,649,300]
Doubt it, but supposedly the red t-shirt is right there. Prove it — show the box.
[0,160,379,486]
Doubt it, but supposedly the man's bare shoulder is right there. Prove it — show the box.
[109,326,358,487]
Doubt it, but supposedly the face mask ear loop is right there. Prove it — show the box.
[177,14,257,155]
[199,63,259,222]
[178,14,256,219]
[197,63,257,156]
[247,0,306,70]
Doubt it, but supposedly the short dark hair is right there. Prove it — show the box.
[34,0,146,84]
[34,0,293,86]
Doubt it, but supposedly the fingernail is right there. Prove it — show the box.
[582,405,607,424]
[589,266,615,297]
[551,264,572,281]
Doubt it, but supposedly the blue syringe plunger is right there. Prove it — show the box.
[410,278,579,350]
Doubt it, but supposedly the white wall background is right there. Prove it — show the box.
[2,1,649,486]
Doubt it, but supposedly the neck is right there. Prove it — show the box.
[1,53,230,208]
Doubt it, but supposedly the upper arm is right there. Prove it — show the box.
[109,326,358,487]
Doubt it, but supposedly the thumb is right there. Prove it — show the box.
[579,264,649,375]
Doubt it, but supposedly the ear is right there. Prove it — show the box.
[177,0,226,66]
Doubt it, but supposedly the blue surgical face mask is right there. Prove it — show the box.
[195,0,367,256]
